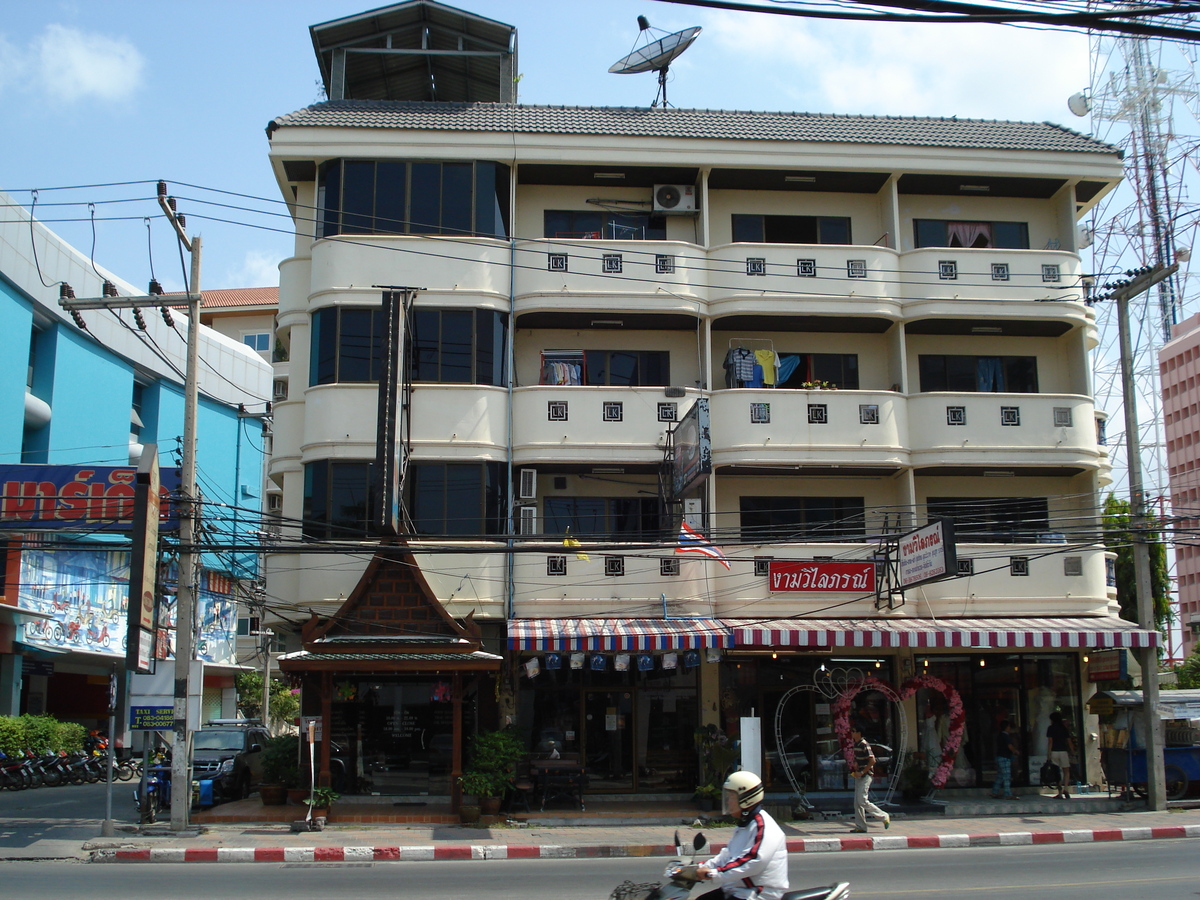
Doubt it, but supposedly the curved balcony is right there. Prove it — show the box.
[898,248,1084,303]
[907,392,1103,468]
[309,235,512,297]
[513,239,705,310]
[408,385,509,458]
[510,385,681,465]
[708,389,907,468]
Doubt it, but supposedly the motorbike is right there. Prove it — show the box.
[610,832,849,900]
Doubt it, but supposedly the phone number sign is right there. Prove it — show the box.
[129,706,173,730]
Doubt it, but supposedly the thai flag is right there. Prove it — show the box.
[676,522,731,569]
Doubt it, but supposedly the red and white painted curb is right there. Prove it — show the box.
[89,824,1200,863]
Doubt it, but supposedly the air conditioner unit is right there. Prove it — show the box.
[653,184,697,214]
[518,468,537,500]
[272,379,288,401]
[517,505,538,536]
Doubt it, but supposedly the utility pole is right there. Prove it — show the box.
[56,183,202,831]
[1106,261,1178,811]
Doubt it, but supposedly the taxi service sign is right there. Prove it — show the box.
[129,706,173,730]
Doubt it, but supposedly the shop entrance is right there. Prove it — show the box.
[330,677,473,796]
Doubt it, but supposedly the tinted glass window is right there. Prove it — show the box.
[375,161,406,234]
[732,214,764,243]
[739,496,866,541]
[927,497,1049,542]
[338,308,376,383]
[918,355,1038,393]
[409,309,507,385]
[321,163,341,238]
[410,162,441,234]
[441,163,473,236]
[311,307,337,386]
[542,496,661,540]
[303,460,376,539]
[993,221,1029,249]
[341,161,375,234]
[406,462,506,536]
[439,310,474,383]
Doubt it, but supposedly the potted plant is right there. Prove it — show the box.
[458,728,524,816]
[694,782,722,812]
[258,734,299,806]
[303,786,339,818]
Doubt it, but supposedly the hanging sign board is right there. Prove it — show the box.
[898,518,957,588]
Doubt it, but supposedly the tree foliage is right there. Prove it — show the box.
[1174,652,1200,690]
[235,671,299,731]
[1102,494,1172,635]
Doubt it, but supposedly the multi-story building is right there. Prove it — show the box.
[1161,311,1200,659]
[264,1,1154,802]
[0,187,272,733]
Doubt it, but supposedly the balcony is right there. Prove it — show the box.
[707,244,899,312]
[907,393,1102,468]
[511,385,681,464]
[408,385,509,456]
[708,389,907,468]
[309,235,513,297]
[513,239,703,309]
[898,248,1084,303]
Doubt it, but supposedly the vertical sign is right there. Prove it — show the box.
[375,289,404,536]
[125,444,160,673]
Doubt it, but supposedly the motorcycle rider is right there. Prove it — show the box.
[695,771,789,900]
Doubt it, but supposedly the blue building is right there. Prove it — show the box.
[0,188,272,732]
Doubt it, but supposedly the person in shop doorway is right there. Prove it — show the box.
[991,719,1019,800]
[849,721,890,832]
[1046,711,1076,798]
[694,771,789,900]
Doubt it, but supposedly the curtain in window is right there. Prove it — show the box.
[977,357,1005,392]
[947,221,992,248]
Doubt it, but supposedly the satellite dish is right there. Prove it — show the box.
[609,20,701,107]
[1067,91,1091,117]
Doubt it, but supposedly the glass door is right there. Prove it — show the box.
[583,690,634,792]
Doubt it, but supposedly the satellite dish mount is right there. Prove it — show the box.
[608,18,701,108]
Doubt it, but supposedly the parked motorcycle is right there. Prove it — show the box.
[610,832,849,900]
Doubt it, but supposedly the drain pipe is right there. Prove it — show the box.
[505,235,517,620]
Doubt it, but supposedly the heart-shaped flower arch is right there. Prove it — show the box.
[833,674,964,789]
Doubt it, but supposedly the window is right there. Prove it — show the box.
[310,307,383,385]
[926,497,1049,543]
[542,496,663,541]
[918,355,1038,393]
[732,214,851,244]
[776,353,859,389]
[585,350,670,386]
[410,309,507,386]
[544,210,665,240]
[739,496,866,541]
[913,219,1029,249]
[242,333,270,352]
[320,159,510,238]
[406,462,506,537]
[303,460,376,540]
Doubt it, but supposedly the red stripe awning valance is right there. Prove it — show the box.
[729,616,1157,650]
[508,617,729,651]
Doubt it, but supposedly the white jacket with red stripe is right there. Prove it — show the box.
[703,807,789,900]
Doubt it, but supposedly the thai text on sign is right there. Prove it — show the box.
[768,561,876,592]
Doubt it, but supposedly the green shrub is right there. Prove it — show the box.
[20,715,58,752]
[57,721,86,752]
[0,716,22,755]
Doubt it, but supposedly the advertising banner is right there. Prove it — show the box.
[0,463,180,531]
[768,560,876,593]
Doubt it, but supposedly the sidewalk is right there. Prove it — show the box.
[80,796,1200,864]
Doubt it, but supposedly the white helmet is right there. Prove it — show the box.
[723,770,764,811]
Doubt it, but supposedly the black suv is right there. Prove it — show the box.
[191,721,271,800]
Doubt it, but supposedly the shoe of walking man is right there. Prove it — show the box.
[849,722,890,832]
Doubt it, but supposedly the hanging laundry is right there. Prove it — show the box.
[755,348,778,386]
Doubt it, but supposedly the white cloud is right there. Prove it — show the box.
[226,249,281,289]
[700,10,1089,123]
[34,24,143,103]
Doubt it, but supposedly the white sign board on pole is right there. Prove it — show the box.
[740,716,761,777]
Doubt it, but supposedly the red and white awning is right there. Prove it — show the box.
[508,617,729,651]
[729,616,1157,650]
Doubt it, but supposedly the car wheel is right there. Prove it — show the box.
[239,772,252,800]
[1165,764,1189,801]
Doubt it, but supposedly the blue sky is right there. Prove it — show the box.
[1,0,1091,291]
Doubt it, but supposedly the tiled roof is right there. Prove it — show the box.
[269,101,1118,154]
[200,287,278,310]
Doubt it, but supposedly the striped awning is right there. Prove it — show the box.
[729,616,1158,650]
[508,617,730,651]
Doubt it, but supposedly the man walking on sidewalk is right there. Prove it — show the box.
[849,722,890,833]
[991,719,1019,800]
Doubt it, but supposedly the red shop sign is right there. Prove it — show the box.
[768,561,876,593]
